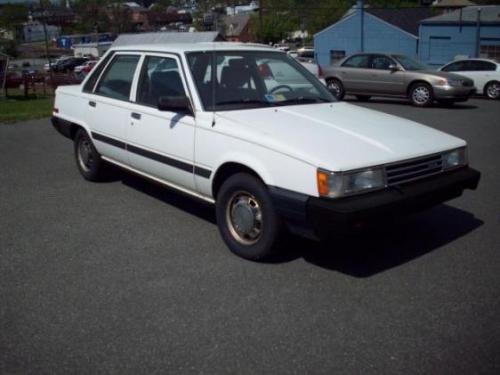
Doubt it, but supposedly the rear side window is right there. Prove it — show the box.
[82,52,113,93]
[95,55,140,101]
[342,55,370,68]
[468,60,496,71]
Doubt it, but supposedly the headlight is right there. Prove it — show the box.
[442,148,467,170]
[317,168,386,198]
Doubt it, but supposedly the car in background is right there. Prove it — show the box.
[321,53,476,107]
[5,72,23,89]
[74,60,98,75]
[438,58,500,100]
[44,56,72,72]
[51,57,88,73]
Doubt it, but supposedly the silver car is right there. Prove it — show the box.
[322,53,476,107]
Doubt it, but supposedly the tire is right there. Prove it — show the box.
[356,95,371,102]
[326,78,345,101]
[74,129,107,181]
[409,82,433,107]
[215,173,284,261]
[484,81,500,100]
[437,99,456,107]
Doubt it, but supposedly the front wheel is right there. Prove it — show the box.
[409,82,433,107]
[326,78,345,101]
[215,173,284,260]
[485,81,500,100]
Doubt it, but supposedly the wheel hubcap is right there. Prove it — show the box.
[226,191,263,245]
[413,86,430,104]
[78,139,93,172]
[487,83,500,98]
[328,81,341,97]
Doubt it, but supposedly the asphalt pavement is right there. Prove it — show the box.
[1,98,499,374]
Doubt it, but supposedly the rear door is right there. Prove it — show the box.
[126,53,196,191]
[86,53,141,164]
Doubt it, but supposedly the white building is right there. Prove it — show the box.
[73,42,113,58]
[23,21,60,43]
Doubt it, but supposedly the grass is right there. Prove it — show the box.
[0,91,54,124]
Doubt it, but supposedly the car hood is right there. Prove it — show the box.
[216,102,466,171]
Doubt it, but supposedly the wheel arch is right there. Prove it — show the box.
[212,162,267,199]
[484,79,500,96]
[406,79,433,97]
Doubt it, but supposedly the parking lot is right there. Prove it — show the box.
[1,98,499,374]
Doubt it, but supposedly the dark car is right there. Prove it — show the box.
[5,72,24,89]
[52,57,88,73]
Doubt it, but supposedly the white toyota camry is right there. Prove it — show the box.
[52,43,480,260]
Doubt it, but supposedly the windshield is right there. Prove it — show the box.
[186,50,334,111]
[392,55,429,71]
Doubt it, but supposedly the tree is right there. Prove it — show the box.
[0,4,29,38]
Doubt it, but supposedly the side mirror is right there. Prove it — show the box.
[388,64,400,71]
[158,96,193,116]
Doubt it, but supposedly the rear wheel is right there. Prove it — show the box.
[215,173,284,260]
[356,95,371,102]
[409,82,434,107]
[485,81,500,100]
[326,78,345,101]
[74,129,107,181]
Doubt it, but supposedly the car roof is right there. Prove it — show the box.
[110,42,279,54]
[444,58,499,65]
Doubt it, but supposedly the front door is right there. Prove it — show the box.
[368,55,405,95]
[127,54,196,191]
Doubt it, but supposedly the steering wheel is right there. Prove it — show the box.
[269,85,293,94]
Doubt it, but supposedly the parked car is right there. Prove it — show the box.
[438,58,500,100]
[51,57,88,73]
[52,43,480,260]
[44,56,72,72]
[74,60,98,75]
[322,53,476,107]
[5,72,23,89]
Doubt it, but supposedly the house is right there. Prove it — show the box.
[433,0,476,14]
[314,2,432,66]
[419,5,500,65]
[222,14,252,42]
[226,1,259,16]
[22,20,60,43]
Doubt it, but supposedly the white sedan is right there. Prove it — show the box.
[52,43,481,260]
[439,58,500,99]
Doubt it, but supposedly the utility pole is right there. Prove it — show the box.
[359,0,364,52]
[40,0,53,86]
[259,0,264,43]
[475,7,481,58]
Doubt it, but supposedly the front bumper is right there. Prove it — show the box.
[270,167,480,239]
[433,85,476,101]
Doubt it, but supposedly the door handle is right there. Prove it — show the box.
[89,101,96,107]
[131,112,141,120]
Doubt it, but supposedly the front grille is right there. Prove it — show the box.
[385,154,443,186]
